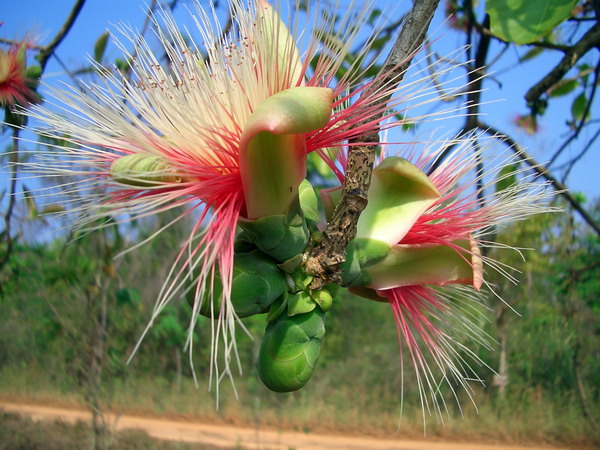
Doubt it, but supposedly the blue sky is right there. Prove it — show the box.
[2,0,599,208]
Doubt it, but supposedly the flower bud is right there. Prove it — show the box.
[110,154,184,187]
[258,308,326,392]
[190,250,287,318]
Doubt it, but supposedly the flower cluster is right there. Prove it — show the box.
[25,0,551,408]
[0,40,40,111]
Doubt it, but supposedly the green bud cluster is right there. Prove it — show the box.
[187,179,397,393]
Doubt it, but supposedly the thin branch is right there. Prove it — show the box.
[0,38,45,51]
[562,124,600,181]
[525,22,600,107]
[477,121,600,236]
[306,0,441,288]
[525,40,570,52]
[549,61,600,166]
[0,129,20,270]
[429,14,492,174]
[37,0,86,71]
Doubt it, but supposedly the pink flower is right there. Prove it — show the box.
[0,40,40,108]
[322,137,552,413]
[25,0,436,382]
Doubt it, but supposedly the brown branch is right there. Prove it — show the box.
[306,0,441,288]
[0,129,20,271]
[37,0,86,71]
[525,22,600,107]
[548,61,600,166]
[0,38,45,51]
[476,121,600,236]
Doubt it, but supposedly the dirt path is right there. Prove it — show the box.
[1,402,567,450]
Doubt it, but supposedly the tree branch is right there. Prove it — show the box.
[548,61,600,166]
[0,129,20,271]
[525,22,600,107]
[306,0,441,288]
[37,0,86,71]
[476,121,600,236]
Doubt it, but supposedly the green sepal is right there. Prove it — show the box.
[287,291,317,316]
[288,267,313,292]
[311,289,333,312]
[298,179,319,230]
[238,198,309,262]
[278,253,303,274]
[266,292,288,322]
[233,230,256,253]
[189,250,287,318]
[258,308,326,393]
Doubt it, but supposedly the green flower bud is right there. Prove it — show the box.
[110,153,184,187]
[258,308,326,392]
[189,250,287,318]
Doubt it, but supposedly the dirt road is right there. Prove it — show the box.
[0,402,567,449]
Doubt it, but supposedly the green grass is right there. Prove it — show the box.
[0,411,219,450]
[0,364,597,448]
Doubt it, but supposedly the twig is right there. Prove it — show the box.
[548,61,600,166]
[0,38,45,51]
[525,41,570,52]
[525,22,600,107]
[562,124,600,181]
[37,0,86,71]
[476,121,600,236]
[0,129,20,270]
[306,0,441,288]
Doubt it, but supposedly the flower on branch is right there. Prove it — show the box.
[23,0,553,412]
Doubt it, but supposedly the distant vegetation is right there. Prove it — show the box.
[1,199,598,447]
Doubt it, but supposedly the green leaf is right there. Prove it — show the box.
[94,31,110,63]
[496,163,519,193]
[486,0,576,44]
[116,287,141,306]
[571,93,590,123]
[549,79,579,98]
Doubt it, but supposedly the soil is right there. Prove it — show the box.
[0,401,568,449]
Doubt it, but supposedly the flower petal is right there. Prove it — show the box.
[239,86,333,219]
[363,240,480,290]
[356,157,440,244]
[257,0,304,87]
